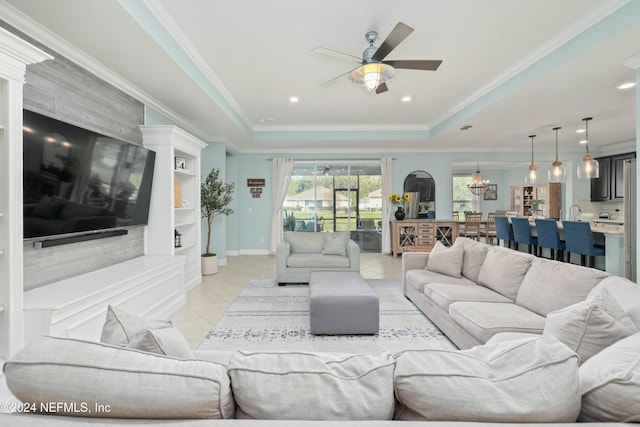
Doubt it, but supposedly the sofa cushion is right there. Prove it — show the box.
[284,231,324,253]
[126,327,195,359]
[449,301,546,343]
[321,231,349,256]
[588,275,640,329]
[453,237,490,282]
[227,351,395,420]
[405,269,475,294]
[425,241,464,278]
[100,305,173,346]
[516,257,609,316]
[579,332,640,422]
[544,288,637,364]
[3,336,235,419]
[424,283,511,312]
[286,253,350,268]
[394,336,580,422]
[477,248,533,300]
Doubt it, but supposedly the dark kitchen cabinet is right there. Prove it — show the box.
[590,156,611,201]
[590,152,636,201]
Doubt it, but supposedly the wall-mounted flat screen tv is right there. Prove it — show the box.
[23,110,156,240]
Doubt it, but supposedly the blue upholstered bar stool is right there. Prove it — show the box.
[562,220,605,268]
[534,218,565,261]
[511,217,539,255]
[494,216,514,248]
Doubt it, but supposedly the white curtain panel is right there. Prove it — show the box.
[381,157,393,254]
[269,158,294,254]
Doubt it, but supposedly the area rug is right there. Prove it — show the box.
[198,279,456,353]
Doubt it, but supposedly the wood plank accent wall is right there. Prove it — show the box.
[0,20,147,289]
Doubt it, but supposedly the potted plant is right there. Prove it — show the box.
[201,168,234,275]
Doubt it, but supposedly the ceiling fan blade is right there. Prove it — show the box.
[375,82,389,94]
[383,60,442,71]
[320,69,354,88]
[312,47,362,63]
[373,22,414,61]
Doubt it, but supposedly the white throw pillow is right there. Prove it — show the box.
[100,305,173,346]
[579,332,640,422]
[228,351,396,420]
[425,241,464,278]
[544,288,637,363]
[3,336,234,419]
[127,327,194,359]
[394,336,580,422]
[477,248,532,300]
[321,231,349,256]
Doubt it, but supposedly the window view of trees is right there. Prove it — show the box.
[452,175,473,220]
[283,163,382,233]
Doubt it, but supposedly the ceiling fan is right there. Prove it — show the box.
[313,22,442,94]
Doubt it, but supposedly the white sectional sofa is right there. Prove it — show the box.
[402,237,619,349]
[3,239,640,424]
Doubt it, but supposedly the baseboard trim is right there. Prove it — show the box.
[236,249,270,256]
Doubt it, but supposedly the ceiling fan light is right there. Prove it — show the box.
[349,63,395,91]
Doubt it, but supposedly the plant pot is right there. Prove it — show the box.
[394,206,406,220]
[201,254,218,275]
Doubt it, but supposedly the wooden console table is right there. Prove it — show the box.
[390,220,459,257]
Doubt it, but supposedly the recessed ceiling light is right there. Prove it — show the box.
[289,96,299,103]
[576,129,586,133]
[401,96,411,102]
[579,139,587,144]
[616,82,636,90]
[259,118,275,123]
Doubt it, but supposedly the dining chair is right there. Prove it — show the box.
[511,217,539,255]
[483,212,497,245]
[452,211,460,221]
[494,216,514,248]
[461,212,482,241]
[562,220,605,268]
[534,218,565,261]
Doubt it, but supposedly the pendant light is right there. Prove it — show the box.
[548,126,567,182]
[525,134,538,184]
[468,163,488,196]
[577,117,599,179]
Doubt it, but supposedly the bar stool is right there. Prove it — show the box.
[494,216,514,248]
[511,217,539,255]
[534,218,565,261]
[562,220,605,268]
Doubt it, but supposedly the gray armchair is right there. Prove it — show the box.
[276,231,360,285]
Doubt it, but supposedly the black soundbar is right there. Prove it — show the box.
[33,229,128,249]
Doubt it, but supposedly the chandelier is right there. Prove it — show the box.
[468,163,488,196]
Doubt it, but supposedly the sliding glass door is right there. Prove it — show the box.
[282,161,382,251]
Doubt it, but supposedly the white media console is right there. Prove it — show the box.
[23,255,186,343]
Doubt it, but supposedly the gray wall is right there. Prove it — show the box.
[0,21,147,289]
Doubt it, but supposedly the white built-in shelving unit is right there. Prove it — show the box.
[0,28,52,358]
[141,125,207,291]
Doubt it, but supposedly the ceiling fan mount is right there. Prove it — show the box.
[313,22,442,94]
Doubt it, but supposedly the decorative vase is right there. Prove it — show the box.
[395,206,406,220]
[201,254,218,275]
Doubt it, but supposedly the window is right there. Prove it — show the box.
[452,175,472,220]
[282,162,382,233]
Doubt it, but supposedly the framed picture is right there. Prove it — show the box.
[484,184,497,200]
[175,157,186,170]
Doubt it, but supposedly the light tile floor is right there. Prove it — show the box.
[170,253,403,348]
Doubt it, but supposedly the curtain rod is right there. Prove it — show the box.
[265,157,396,161]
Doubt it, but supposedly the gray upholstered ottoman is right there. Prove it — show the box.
[309,271,379,335]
